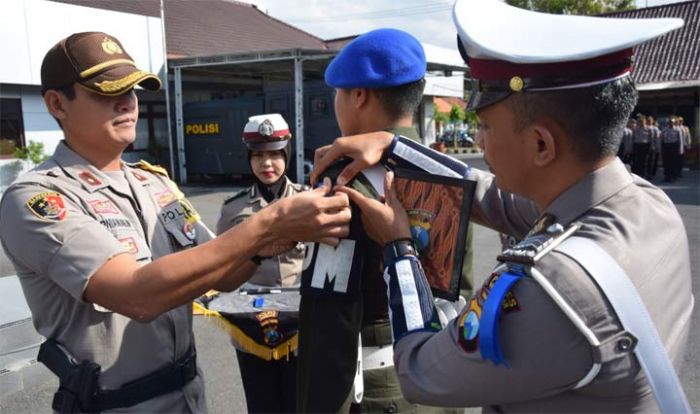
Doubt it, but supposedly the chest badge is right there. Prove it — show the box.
[156,190,178,208]
[88,199,119,215]
[119,237,139,255]
[183,222,197,240]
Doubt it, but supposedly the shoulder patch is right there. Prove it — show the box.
[223,188,249,205]
[26,192,67,221]
[456,269,520,354]
[497,222,579,265]
[135,160,169,177]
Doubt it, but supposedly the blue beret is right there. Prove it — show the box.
[325,28,426,89]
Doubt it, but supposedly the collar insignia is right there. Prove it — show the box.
[132,171,149,182]
[79,171,102,186]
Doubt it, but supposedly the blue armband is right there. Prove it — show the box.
[383,254,440,341]
[479,271,523,366]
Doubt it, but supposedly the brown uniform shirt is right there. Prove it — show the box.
[394,159,693,412]
[0,141,212,413]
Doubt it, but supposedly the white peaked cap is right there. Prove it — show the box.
[242,113,291,151]
[452,0,684,109]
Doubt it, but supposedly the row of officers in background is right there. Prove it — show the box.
[619,114,693,182]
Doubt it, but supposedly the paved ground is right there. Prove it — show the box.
[1,154,698,412]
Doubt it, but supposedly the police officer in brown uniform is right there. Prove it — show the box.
[314,1,693,412]
[618,118,636,164]
[678,116,692,177]
[217,114,307,413]
[646,115,661,179]
[0,32,350,413]
[661,117,682,182]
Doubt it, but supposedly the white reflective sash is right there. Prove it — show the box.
[362,345,394,371]
[556,236,691,414]
[352,333,363,403]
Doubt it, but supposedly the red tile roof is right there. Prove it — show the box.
[434,97,466,113]
[603,1,699,85]
[52,0,328,57]
[325,36,357,50]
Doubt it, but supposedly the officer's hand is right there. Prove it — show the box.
[269,178,351,245]
[336,171,410,245]
[311,131,394,187]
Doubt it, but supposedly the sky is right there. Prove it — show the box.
[237,0,686,50]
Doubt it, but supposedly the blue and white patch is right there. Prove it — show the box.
[461,310,479,341]
[457,296,482,353]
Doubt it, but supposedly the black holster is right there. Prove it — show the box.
[37,340,100,413]
[37,339,198,413]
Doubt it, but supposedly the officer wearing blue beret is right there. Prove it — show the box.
[297,28,472,413]
[312,0,693,412]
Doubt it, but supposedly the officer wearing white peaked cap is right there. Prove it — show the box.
[311,0,694,412]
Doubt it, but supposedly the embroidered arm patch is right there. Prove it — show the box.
[26,192,67,221]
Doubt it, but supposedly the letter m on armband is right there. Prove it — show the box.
[300,239,363,296]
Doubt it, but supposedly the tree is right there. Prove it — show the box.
[14,141,49,165]
[432,104,450,125]
[505,0,635,15]
[464,110,478,135]
[449,104,466,125]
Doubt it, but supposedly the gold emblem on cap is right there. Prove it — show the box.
[509,76,524,92]
[102,37,123,55]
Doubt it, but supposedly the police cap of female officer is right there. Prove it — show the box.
[242,114,293,203]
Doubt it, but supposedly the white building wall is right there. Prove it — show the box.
[0,0,165,190]
[424,73,464,99]
[422,97,437,145]
[21,85,63,154]
[0,0,164,87]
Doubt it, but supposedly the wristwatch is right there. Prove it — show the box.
[251,254,271,266]
[383,238,418,265]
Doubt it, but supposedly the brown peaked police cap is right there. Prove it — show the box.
[41,31,161,96]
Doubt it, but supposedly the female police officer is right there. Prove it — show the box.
[217,114,306,413]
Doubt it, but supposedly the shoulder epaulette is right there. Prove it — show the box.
[134,160,169,177]
[223,188,249,205]
[497,223,579,265]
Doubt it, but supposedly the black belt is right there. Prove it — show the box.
[360,319,393,347]
[91,347,198,412]
[42,340,198,413]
